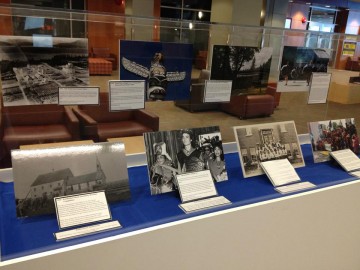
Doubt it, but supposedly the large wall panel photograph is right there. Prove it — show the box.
[210,45,273,96]
[0,36,89,106]
[120,40,193,101]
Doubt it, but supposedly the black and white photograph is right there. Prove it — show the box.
[234,121,305,178]
[0,36,89,106]
[308,118,359,163]
[278,46,330,92]
[12,142,130,218]
[210,45,273,95]
[144,126,228,195]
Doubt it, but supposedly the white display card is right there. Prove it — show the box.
[177,170,218,203]
[58,87,100,105]
[109,80,145,111]
[179,196,231,213]
[308,73,332,104]
[203,80,232,103]
[275,181,316,194]
[54,191,112,229]
[349,171,360,178]
[330,149,360,172]
[54,220,121,241]
[260,159,301,187]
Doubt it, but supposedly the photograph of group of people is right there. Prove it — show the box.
[309,118,359,163]
[234,121,305,178]
[278,46,330,92]
[144,126,228,195]
[256,141,289,162]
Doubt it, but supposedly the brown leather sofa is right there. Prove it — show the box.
[265,82,281,108]
[345,57,360,71]
[0,104,80,166]
[92,47,117,70]
[220,94,275,119]
[195,50,208,70]
[73,92,159,142]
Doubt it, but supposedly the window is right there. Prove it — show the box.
[11,0,85,37]
[160,0,212,22]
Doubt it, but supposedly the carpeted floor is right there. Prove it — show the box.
[89,68,360,143]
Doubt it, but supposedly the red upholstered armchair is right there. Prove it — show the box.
[220,94,275,119]
[73,92,159,142]
[91,47,117,70]
[195,51,208,70]
[265,82,281,108]
[0,104,80,164]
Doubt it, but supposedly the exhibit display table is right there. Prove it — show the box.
[107,136,145,154]
[1,141,360,269]
[328,81,360,104]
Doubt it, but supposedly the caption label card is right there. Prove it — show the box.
[203,80,232,103]
[109,80,145,111]
[308,73,331,104]
[330,149,360,172]
[54,191,111,229]
[260,159,301,187]
[177,170,218,203]
[58,87,100,105]
[54,220,121,241]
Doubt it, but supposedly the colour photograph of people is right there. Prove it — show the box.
[144,126,228,195]
[277,46,329,92]
[308,118,358,163]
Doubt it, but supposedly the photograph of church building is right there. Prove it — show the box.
[12,142,130,217]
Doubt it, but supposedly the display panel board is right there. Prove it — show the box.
[278,46,329,92]
[58,87,99,105]
[308,118,358,163]
[307,73,331,104]
[234,121,305,178]
[210,46,273,96]
[109,80,145,111]
[0,36,89,106]
[119,40,193,101]
[12,142,130,218]
[144,126,228,195]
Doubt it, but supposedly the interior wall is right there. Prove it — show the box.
[87,0,125,59]
[125,0,154,41]
[211,0,233,23]
[284,2,309,47]
[264,0,288,28]
[231,0,263,26]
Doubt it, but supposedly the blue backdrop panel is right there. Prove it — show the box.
[119,40,193,101]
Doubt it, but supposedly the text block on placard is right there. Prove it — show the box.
[204,80,232,103]
[54,191,111,229]
[109,80,145,111]
[58,87,100,105]
[176,170,218,203]
[308,73,331,104]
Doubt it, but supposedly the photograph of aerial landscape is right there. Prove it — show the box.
[0,36,89,106]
